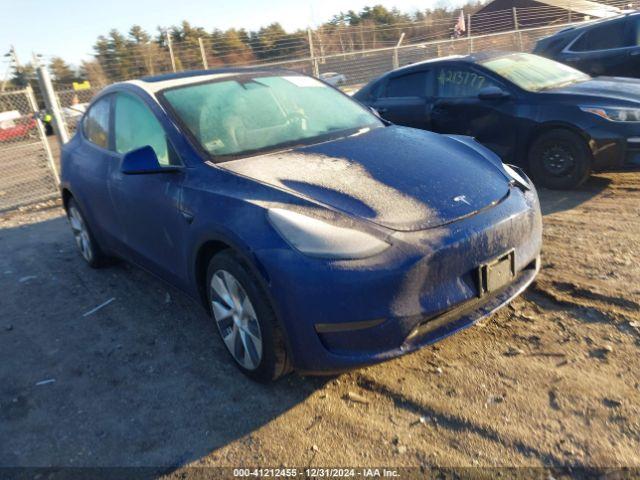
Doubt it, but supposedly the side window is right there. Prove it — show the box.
[631,16,640,46]
[436,67,498,98]
[570,20,629,51]
[383,71,428,98]
[83,97,110,148]
[369,80,385,100]
[114,93,175,166]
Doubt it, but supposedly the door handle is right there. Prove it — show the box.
[630,50,640,57]
[180,210,194,224]
[377,107,388,113]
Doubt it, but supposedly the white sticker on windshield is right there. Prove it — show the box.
[282,76,324,87]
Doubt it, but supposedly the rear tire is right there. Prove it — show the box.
[528,129,591,190]
[66,198,107,268]
[206,250,291,382]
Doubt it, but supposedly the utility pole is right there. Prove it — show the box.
[166,31,177,73]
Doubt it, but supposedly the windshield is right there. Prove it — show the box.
[161,74,382,159]
[480,53,590,92]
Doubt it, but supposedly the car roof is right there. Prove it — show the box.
[389,51,516,74]
[547,11,639,36]
[119,67,299,94]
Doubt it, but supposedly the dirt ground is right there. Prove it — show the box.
[0,171,639,476]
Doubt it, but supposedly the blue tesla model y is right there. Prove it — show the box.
[60,69,542,382]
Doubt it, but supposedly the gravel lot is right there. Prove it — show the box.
[0,171,639,474]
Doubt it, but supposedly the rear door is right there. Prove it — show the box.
[559,16,640,77]
[430,64,518,161]
[371,69,434,130]
[70,95,123,248]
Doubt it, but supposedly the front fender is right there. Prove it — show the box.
[445,134,512,182]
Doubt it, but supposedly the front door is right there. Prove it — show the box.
[430,66,518,162]
[108,92,189,285]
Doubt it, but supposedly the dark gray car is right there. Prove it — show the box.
[533,12,640,78]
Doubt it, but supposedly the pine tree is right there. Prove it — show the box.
[49,57,77,85]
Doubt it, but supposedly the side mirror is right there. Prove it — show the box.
[368,106,392,126]
[478,86,510,100]
[120,145,180,174]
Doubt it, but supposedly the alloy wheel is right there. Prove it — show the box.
[210,270,263,370]
[68,206,94,263]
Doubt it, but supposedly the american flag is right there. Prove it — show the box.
[454,10,466,38]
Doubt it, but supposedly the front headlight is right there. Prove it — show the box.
[267,208,390,259]
[503,164,531,190]
[580,106,640,122]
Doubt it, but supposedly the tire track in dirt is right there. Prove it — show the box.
[353,373,566,466]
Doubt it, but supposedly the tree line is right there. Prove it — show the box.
[5,2,483,89]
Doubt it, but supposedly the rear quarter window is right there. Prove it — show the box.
[82,97,110,148]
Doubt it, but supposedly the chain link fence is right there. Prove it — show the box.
[43,22,586,148]
[0,88,59,212]
[0,19,614,213]
[52,21,584,108]
[276,23,586,91]
[55,86,104,135]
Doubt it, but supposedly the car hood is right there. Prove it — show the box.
[546,77,640,103]
[219,126,510,232]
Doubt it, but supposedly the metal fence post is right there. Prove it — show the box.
[166,31,177,72]
[36,65,69,147]
[307,28,319,77]
[513,8,524,51]
[467,14,473,53]
[198,37,209,69]
[25,84,59,184]
[392,32,405,69]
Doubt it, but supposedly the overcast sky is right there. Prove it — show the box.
[0,0,465,70]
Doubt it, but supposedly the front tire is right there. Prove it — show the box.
[528,129,591,190]
[206,250,291,382]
